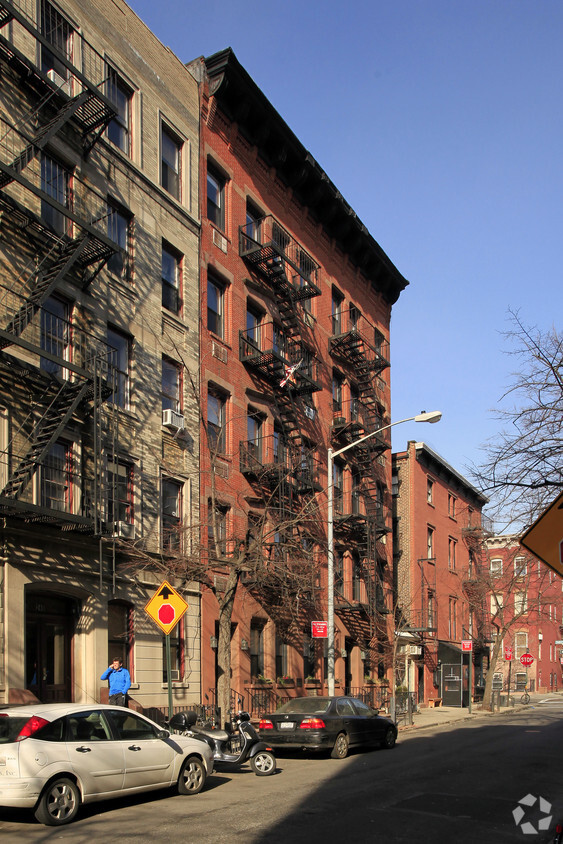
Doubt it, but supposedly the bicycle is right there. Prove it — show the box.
[520,690,530,704]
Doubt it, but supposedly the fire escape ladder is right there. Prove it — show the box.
[0,237,89,350]
[1,378,90,500]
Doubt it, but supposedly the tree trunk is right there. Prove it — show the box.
[216,568,239,728]
[483,633,504,710]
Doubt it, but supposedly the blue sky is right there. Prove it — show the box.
[127,0,561,504]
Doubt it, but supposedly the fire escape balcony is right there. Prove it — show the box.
[0,0,117,153]
[293,453,322,493]
[239,435,292,482]
[400,608,438,635]
[239,215,321,302]
[239,323,321,395]
[332,399,388,452]
[329,308,389,375]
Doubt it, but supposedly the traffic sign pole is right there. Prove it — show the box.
[166,633,173,720]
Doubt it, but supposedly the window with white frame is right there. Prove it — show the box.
[107,203,133,281]
[41,153,71,235]
[427,526,435,559]
[514,556,527,577]
[40,0,74,80]
[427,477,434,504]
[162,357,182,413]
[107,456,134,526]
[490,593,503,616]
[162,478,182,551]
[515,631,528,659]
[107,327,131,409]
[448,493,456,518]
[207,270,226,338]
[41,295,70,377]
[514,592,527,615]
[207,164,226,230]
[41,440,74,512]
[490,557,503,577]
[207,386,227,454]
[448,537,457,570]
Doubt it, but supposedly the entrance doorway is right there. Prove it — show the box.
[441,662,462,706]
[26,593,77,703]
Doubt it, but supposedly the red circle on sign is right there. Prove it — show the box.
[520,653,534,666]
[158,604,175,625]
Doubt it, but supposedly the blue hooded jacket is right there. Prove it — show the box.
[101,665,131,696]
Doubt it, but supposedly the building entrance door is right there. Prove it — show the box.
[25,593,77,702]
[441,662,462,706]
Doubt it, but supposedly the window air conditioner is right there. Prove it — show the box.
[113,521,135,539]
[47,69,71,95]
[162,408,185,430]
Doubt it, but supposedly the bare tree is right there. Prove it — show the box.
[474,310,562,530]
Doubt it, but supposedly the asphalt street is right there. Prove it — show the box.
[1,698,563,843]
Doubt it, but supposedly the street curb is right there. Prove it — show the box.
[397,703,529,732]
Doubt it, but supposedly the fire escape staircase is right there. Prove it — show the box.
[0,0,117,154]
[1,378,90,501]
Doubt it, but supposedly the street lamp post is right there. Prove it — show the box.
[326,410,442,696]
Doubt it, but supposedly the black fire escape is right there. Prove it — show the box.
[239,214,322,521]
[329,308,391,641]
[0,0,119,530]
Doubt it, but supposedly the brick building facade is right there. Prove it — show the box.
[392,441,488,706]
[188,49,408,713]
[0,0,201,709]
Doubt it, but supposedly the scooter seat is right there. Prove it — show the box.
[196,728,229,742]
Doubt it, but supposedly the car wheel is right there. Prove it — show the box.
[178,756,206,795]
[34,777,80,826]
[331,731,349,759]
[250,750,276,776]
[381,727,396,749]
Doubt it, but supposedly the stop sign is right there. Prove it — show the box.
[520,653,534,667]
[158,603,175,625]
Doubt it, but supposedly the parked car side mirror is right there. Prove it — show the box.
[156,729,170,740]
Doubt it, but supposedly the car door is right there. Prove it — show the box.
[66,709,125,797]
[351,699,384,745]
[106,709,177,791]
[335,697,362,746]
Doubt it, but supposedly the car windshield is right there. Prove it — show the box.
[0,714,32,743]
[276,698,331,715]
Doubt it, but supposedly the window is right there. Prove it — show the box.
[448,537,457,570]
[515,592,527,615]
[207,387,226,454]
[273,424,286,466]
[207,165,226,230]
[352,553,362,602]
[490,557,503,577]
[351,469,362,515]
[207,271,226,338]
[514,556,527,577]
[40,0,73,80]
[273,323,286,358]
[107,710,159,741]
[331,289,343,335]
[490,594,503,616]
[108,600,134,674]
[332,370,343,413]
[107,327,130,409]
[41,154,71,235]
[333,461,343,515]
[161,124,181,199]
[246,303,262,349]
[41,295,70,376]
[427,593,436,630]
[246,201,262,243]
[107,457,134,525]
[303,633,315,679]
[427,526,435,560]
[334,550,344,595]
[107,67,132,154]
[247,409,262,464]
[107,203,132,280]
[515,632,528,659]
[448,597,457,640]
[161,242,182,314]
[162,357,182,412]
[448,493,456,518]
[208,501,228,557]
[41,441,73,512]
[427,477,434,504]
[162,478,182,550]
[163,615,184,683]
[275,635,288,680]
[250,621,264,679]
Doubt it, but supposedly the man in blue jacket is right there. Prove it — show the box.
[101,657,131,706]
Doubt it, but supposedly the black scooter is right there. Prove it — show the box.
[169,710,276,776]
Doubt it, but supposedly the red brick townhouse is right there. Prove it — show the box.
[392,441,489,707]
[482,537,562,695]
[187,49,408,714]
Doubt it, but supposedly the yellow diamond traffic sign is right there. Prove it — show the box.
[144,580,188,635]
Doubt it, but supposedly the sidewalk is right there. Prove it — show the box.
[397,691,562,733]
